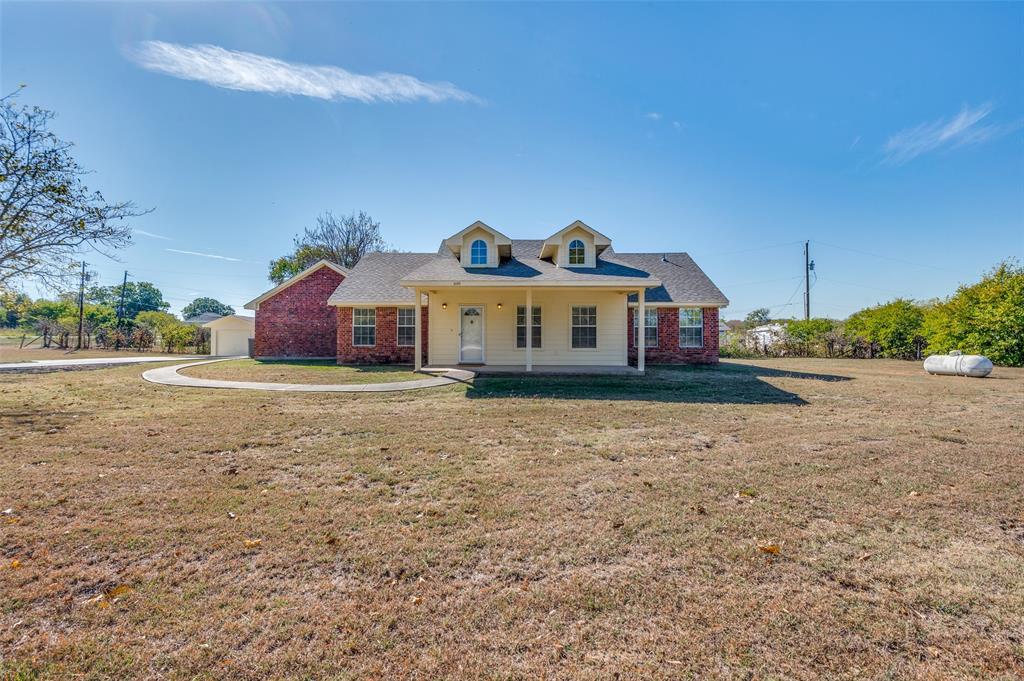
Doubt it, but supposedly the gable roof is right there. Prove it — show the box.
[399,240,660,287]
[443,220,513,258]
[327,252,435,305]
[539,220,612,260]
[202,314,255,330]
[323,232,728,308]
[244,260,349,310]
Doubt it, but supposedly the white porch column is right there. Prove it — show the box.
[414,288,422,372]
[637,287,645,374]
[525,288,533,372]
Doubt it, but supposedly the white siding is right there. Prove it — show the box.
[428,288,628,366]
[554,226,597,268]
[458,226,499,268]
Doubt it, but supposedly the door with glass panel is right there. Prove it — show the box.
[459,306,485,363]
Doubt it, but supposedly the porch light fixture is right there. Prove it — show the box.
[442,303,447,310]
[496,303,503,310]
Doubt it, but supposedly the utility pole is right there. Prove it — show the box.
[116,270,128,350]
[803,241,811,320]
[116,270,128,324]
[76,261,86,349]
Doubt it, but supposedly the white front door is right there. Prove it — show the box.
[459,306,485,363]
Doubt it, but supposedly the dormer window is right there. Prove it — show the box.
[568,239,585,265]
[470,239,488,265]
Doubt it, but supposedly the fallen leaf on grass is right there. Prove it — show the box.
[243,539,262,548]
[757,543,780,555]
[409,595,422,605]
[10,559,21,569]
[857,552,873,561]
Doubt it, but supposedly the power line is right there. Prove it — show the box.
[812,239,971,275]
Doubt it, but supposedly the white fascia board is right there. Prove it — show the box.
[398,279,662,289]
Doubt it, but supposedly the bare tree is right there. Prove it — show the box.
[0,89,148,289]
[268,211,387,283]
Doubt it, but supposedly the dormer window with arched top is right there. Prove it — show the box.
[568,239,586,265]
[470,239,488,265]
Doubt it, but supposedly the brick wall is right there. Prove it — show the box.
[336,306,428,365]
[628,306,719,365]
[254,267,345,358]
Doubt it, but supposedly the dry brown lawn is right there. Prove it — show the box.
[180,359,422,385]
[1,358,1022,679]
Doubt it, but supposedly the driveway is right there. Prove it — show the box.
[0,355,204,373]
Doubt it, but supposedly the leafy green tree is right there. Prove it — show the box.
[784,318,835,356]
[844,299,924,359]
[744,308,772,327]
[0,89,145,289]
[0,289,31,327]
[23,299,75,346]
[86,281,168,319]
[181,297,234,319]
[268,211,385,284]
[922,260,1024,366]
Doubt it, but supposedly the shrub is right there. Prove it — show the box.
[844,299,924,360]
[922,260,1024,367]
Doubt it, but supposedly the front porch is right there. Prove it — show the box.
[424,364,642,376]
[411,285,655,373]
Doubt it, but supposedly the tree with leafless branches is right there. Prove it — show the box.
[268,210,389,284]
[0,88,148,289]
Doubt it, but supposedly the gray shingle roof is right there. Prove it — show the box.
[399,240,659,285]
[326,252,436,305]
[617,253,729,306]
[327,242,728,307]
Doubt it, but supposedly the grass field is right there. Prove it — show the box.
[180,359,423,385]
[1,358,1022,679]
[0,331,195,364]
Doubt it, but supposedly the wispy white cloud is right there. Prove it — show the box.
[125,40,480,104]
[134,229,172,241]
[672,120,682,129]
[166,248,242,262]
[882,103,1020,165]
[645,112,662,121]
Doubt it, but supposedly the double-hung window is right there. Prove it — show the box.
[679,308,703,348]
[571,305,597,349]
[633,308,658,348]
[396,308,415,347]
[353,308,376,347]
[516,306,542,349]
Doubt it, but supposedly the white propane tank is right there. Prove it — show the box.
[923,351,993,378]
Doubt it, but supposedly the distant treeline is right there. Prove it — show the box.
[722,260,1023,367]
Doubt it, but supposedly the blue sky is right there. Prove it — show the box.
[3,2,1021,319]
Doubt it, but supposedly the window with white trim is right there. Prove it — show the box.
[353,308,376,347]
[470,239,488,265]
[633,307,658,348]
[397,308,415,347]
[571,305,597,349]
[568,239,586,265]
[516,306,541,349]
[679,308,703,348]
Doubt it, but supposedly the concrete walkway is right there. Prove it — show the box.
[0,355,204,373]
[142,358,476,393]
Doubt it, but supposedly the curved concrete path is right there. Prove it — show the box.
[0,355,204,373]
[142,357,475,393]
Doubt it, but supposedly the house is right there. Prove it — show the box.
[244,220,728,373]
[203,314,255,357]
